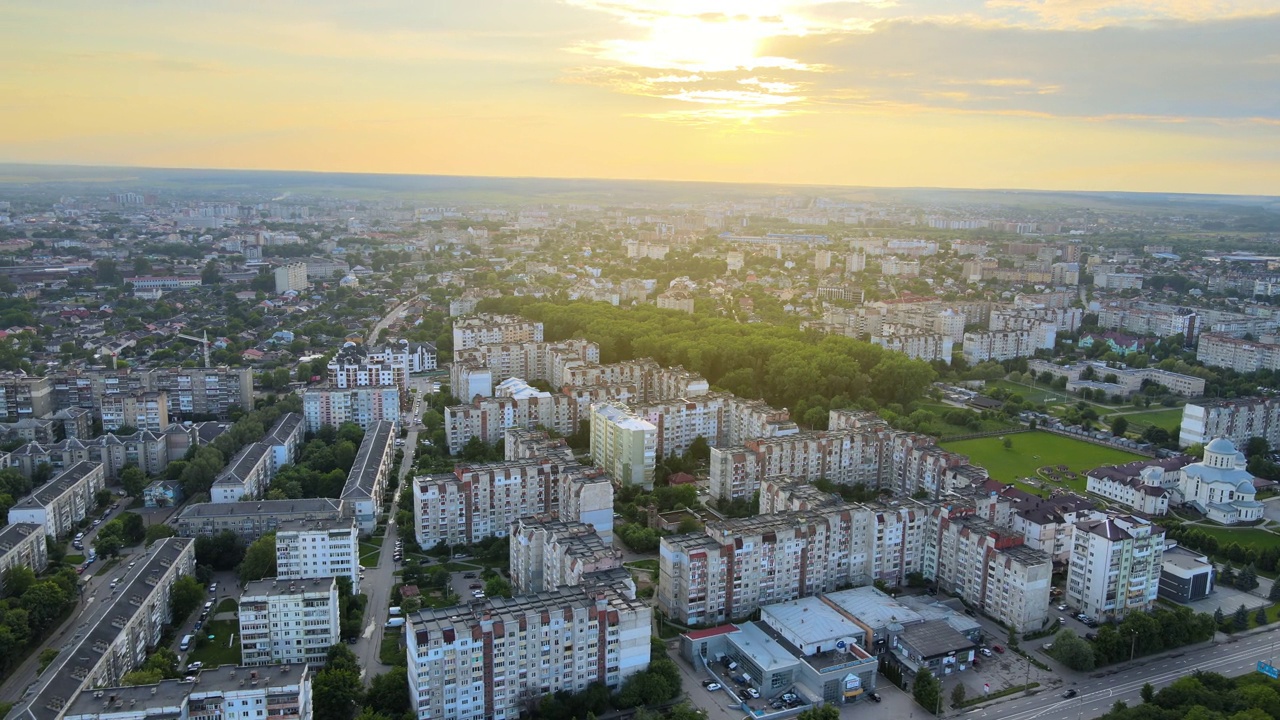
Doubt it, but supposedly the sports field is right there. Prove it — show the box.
[1118,407,1183,432]
[942,431,1145,492]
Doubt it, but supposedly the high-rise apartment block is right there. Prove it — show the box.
[406,582,650,720]
[302,386,400,433]
[327,343,406,390]
[443,392,577,453]
[588,403,657,488]
[1196,333,1280,373]
[0,373,54,422]
[0,522,49,593]
[7,538,196,720]
[1066,514,1164,620]
[342,420,395,535]
[52,367,253,420]
[210,442,273,503]
[7,461,106,538]
[239,577,341,666]
[276,518,361,594]
[274,262,309,293]
[100,391,169,432]
[1180,396,1280,448]
[510,516,624,594]
[452,314,544,352]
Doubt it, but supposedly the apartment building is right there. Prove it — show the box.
[264,412,305,474]
[1180,396,1280,448]
[451,314,544,352]
[991,306,1083,334]
[443,393,578,454]
[51,367,253,420]
[211,442,273,503]
[7,538,197,720]
[302,386,400,433]
[1026,360,1206,398]
[979,489,1103,564]
[413,457,601,546]
[1096,303,1197,340]
[1196,333,1280,373]
[0,373,54,423]
[174,498,345,541]
[9,429,169,481]
[0,522,49,593]
[8,461,106,538]
[62,664,312,720]
[589,403,657,489]
[274,262,309,293]
[631,392,797,459]
[100,391,170,432]
[406,582,650,720]
[276,518,361,594]
[326,343,406,390]
[871,325,954,364]
[123,276,202,290]
[925,506,1052,631]
[239,577,340,666]
[962,328,1053,364]
[373,340,437,373]
[1066,514,1164,621]
[1093,272,1145,290]
[510,516,623,594]
[342,420,395,535]
[451,339,599,395]
[657,495,932,625]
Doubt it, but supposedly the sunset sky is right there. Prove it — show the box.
[3,0,1279,194]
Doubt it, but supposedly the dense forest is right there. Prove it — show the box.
[1096,671,1280,720]
[477,299,937,425]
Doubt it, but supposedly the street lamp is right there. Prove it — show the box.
[1129,630,1138,664]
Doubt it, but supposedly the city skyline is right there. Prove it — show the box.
[3,0,1279,195]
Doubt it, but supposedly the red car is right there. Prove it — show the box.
[469,583,483,590]
[75,566,86,574]
[992,644,1005,654]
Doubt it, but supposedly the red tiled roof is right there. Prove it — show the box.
[683,624,740,640]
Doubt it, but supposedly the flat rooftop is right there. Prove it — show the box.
[242,577,336,598]
[63,664,308,718]
[342,421,394,500]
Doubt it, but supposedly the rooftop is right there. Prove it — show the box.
[729,622,801,673]
[242,576,337,598]
[175,498,342,520]
[62,664,309,719]
[823,586,924,630]
[897,619,977,659]
[213,443,270,486]
[12,461,101,510]
[0,522,42,553]
[342,421,394,500]
[761,596,864,648]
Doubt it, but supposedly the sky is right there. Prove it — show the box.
[2,0,1279,195]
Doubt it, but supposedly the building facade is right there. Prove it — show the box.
[7,461,106,538]
[588,403,657,489]
[276,519,361,594]
[240,577,341,666]
[302,386,401,433]
[1066,514,1164,621]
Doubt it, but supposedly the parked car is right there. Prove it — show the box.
[1085,633,1097,641]
[704,682,721,692]
[992,644,1005,654]
[186,662,203,672]
[1058,616,1067,624]
[469,583,482,590]
[980,647,993,657]
[1057,604,1068,611]
[745,688,760,699]
[464,573,477,579]
[75,565,86,574]
[868,693,882,703]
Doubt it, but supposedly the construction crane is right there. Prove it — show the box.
[175,331,211,368]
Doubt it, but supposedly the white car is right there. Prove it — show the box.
[705,683,721,692]
[745,688,760,699]
[980,647,993,657]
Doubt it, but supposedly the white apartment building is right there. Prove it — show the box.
[1066,514,1163,621]
[0,522,49,593]
[1181,396,1280,448]
[871,325,954,364]
[656,290,695,314]
[1196,333,1280,373]
[1093,272,1145,290]
[451,339,598,392]
[510,517,623,594]
[210,442,273,504]
[444,393,578,454]
[239,577,340,667]
[342,421,395,535]
[302,386,400,434]
[327,344,406,390]
[406,583,651,720]
[264,412,305,474]
[274,262,309,293]
[375,340,437,373]
[452,314,544,352]
[632,392,796,459]
[276,519,361,594]
[62,665,312,720]
[962,328,1054,364]
[925,508,1052,632]
[7,461,106,538]
[589,403,657,489]
[413,458,607,547]
[100,391,169,432]
[7,538,197,720]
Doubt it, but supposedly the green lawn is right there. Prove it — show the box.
[360,542,382,566]
[379,630,403,665]
[215,598,238,614]
[942,432,1145,493]
[1119,407,1183,432]
[1191,525,1280,551]
[186,618,241,667]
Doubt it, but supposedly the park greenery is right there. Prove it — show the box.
[1161,520,1280,573]
[1096,670,1280,720]
[478,299,938,425]
[92,511,147,557]
[267,422,366,499]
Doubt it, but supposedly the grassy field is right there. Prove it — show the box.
[186,618,241,667]
[1190,525,1280,551]
[215,598,238,614]
[942,432,1145,493]
[1119,407,1183,432]
[360,542,383,566]
[379,630,403,665]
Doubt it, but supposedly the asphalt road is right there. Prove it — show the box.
[965,630,1280,720]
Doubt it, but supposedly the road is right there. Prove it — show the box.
[352,391,423,680]
[367,298,416,345]
[963,630,1280,720]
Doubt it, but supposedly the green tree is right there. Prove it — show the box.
[1140,683,1155,703]
[1110,416,1129,436]
[913,668,942,715]
[238,533,277,583]
[1257,606,1269,627]
[1215,607,1226,625]
[201,260,222,285]
[313,667,363,720]
[484,577,513,599]
[1235,604,1250,631]
[22,580,70,633]
[1269,582,1280,602]
[1237,565,1260,591]
[1002,437,1013,449]
[120,669,165,686]
[120,465,147,498]
[171,576,205,622]
[797,706,840,720]
[364,667,411,718]
[951,683,967,707]
[1049,629,1096,671]
[145,524,177,544]
[95,488,114,509]
[5,566,36,597]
